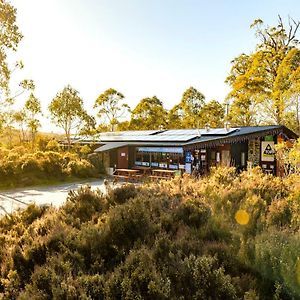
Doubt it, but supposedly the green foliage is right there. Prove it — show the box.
[79,144,91,157]
[24,93,42,149]
[174,199,211,228]
[276,138,300,175]
[227,16,300,127]
[108,183,138,205]
[0,148,98,188]
[0,0,23,94]
[45,139,61,152]
[49,85,92,149]
[1,169,300,298]
[94,88,129,132]
[64,185,105,223]
[178,86,205,128]
[129,96,168,130]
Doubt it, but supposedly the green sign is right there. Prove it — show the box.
[264,135,273,141]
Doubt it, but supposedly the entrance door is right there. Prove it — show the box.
[221,150,231,167]
[117,147,129,169]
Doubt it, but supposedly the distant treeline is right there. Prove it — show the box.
[1,0,300,151]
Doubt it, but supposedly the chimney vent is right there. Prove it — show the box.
[224,121,230,131]
[205,123,210,132]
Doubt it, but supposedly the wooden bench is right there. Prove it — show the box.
[113,169,141,182]
[113,175,130,180]
[151,169,176,181]
[149,175,174,181]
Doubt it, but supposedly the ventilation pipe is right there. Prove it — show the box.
[205,123,210,132]
[224,121,231,132]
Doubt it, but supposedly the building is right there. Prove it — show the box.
[80,125,298,176]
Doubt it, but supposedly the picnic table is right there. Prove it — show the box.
[150,169,176,181]
[113,169,141,182]
[133,166,152,175]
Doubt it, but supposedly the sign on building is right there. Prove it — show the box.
[261,141,275,162]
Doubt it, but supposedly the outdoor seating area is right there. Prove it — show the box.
[113,168,176,182]
[149,169,176,180]
[113,169,142,182]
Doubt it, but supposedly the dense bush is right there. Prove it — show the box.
[1,168,300,299]
[0,147,99,188]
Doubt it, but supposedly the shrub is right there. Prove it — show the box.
[87,153,105,173]
[66,159,97,178]
[64,185,105,223]
[251,230,300,298]
[21,156,42,174]
[0,147,100,187]
[104,248,170,299]
[267,199,292,228]
[40,151,64,177]
[45,139,61,152]
[169,254,238,299]
[2,167,300,299]
[109,184,138,205]
[174,199,211,228]
[209,166,237,186]
[79,145,91,157]
[107,197,152,250]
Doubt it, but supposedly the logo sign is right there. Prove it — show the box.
[185,151,192,163]
[261,141,275,162]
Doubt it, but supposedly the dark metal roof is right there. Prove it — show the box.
[184,125,298,149]
[94,141,187,152]
[91,125,298,152]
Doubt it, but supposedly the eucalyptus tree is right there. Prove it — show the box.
[130,96,167,130]
[199,100,224,128]
[179,87,205,128]
[49,85,92,149]
[226,16,300,126]
[0,0,22,96]
[0,1,35,133]
[94,88,130,131]
[24,93,42,148]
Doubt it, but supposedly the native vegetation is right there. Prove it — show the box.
[2,1,300,299]
[0,146,102,189]
[226,16,300,133]
[0,168,300,298]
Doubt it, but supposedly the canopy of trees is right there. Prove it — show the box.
[94,88,129,132]
[49,85,93,149]
[1,0,300,148]
[226,16,300,134]
[129,96,168,130]
[0,0,22,95]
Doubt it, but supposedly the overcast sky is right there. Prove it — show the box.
[10,0,300,132]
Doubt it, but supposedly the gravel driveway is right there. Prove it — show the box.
[0,179,107,216]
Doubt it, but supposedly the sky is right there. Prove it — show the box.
[9,0,300,132]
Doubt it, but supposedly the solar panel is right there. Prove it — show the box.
[97,130,161,137]
[97,134,197,142]
[158,128,239,136]
[78,128,240,143]
[158,129,199,136]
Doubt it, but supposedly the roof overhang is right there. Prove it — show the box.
[94,141,187,152]
[94,142,129,152]
[184,125,298,150]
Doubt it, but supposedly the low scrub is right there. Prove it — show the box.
[0,168,300,299]
[0,147,100,188]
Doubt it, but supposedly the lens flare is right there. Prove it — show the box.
[235,209,250,225]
